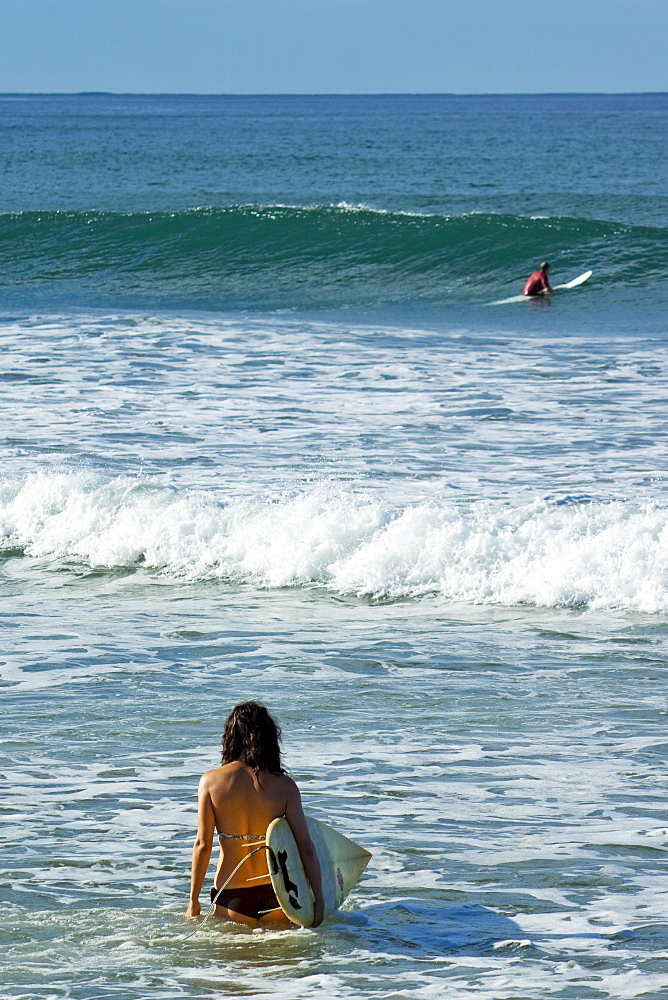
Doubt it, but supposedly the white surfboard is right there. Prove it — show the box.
[490,270,592,305]
[266,817,371,927]
[553,269,592,290]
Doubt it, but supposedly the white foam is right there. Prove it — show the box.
[2,472,668,612]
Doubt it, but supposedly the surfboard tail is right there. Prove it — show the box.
[306,818,371,909]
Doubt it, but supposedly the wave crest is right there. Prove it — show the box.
[1,205,665,309]
[2,473,667,612]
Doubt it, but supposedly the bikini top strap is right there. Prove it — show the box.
[217,829,265,842]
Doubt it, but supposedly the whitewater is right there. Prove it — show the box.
[2,94,668,1000]
[3,473,668,611]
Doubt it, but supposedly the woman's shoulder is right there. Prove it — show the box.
[266,769,297,787]
[264,770,300,799]
[199,762,238,787]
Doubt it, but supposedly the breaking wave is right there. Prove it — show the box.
[2,473,668,612]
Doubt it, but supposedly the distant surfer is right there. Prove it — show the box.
[185,701,324,927]
[522,261,552,297]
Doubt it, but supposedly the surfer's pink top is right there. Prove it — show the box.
[522,270,550,296]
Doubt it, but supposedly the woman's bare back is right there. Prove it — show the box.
[207,762,292,835]
[201,762,298,889]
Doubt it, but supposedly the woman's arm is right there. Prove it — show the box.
[185,773,216,918]
[285,781,325,927]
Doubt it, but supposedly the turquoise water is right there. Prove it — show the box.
[1,94,668,1000]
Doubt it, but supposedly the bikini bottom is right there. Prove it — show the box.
[210,883,280,920]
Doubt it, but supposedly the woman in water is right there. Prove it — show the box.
[185,701,324,927]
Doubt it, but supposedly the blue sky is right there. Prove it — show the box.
[0,0,665,94]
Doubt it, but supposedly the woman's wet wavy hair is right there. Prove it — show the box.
[221,701,285,774]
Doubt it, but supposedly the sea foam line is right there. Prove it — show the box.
[1,473,667,611]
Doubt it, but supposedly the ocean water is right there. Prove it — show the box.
[1,93,668,999]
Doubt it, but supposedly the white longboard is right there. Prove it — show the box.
[490,270,592,305]
[553,269,592,290]
[266,817,371,927]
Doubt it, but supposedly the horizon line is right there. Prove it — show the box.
[1,90,667,98]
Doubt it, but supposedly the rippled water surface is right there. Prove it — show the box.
[2,94,668,999]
